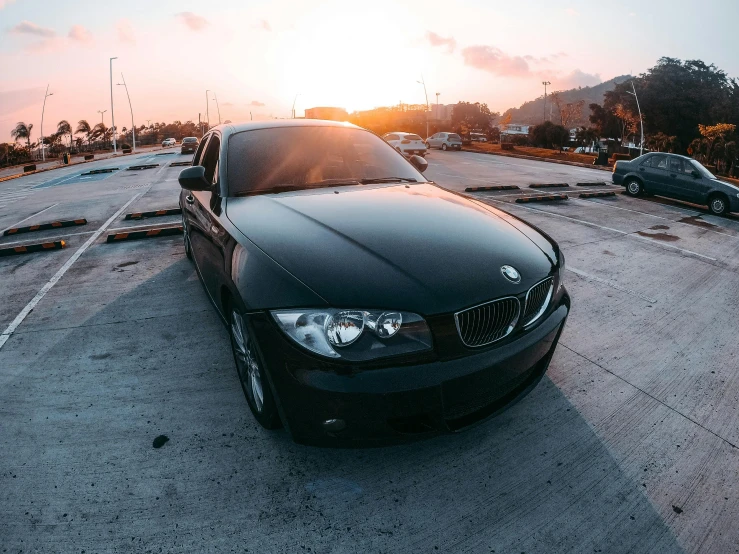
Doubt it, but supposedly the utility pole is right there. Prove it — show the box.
[110,57,118,153]
[435,92,440,122]
[117,73,135,151]
[542,81,551,123]
[627,81,644,156]
[199,113,203,138]
[292,94,299,119]
[98,109,107,125]
[40,84,53,162]
[417,77,429,139]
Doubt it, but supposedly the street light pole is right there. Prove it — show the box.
[435,92,440,122]
[212,92,221,124]
[205,90,211,130]
[98,110,107,125]
[542,81,551,123]
[417,78,429,139]
[40,84,53,162]
[109,57,118,153]
[627,81,644,156]
[117,73,135,151]
[292,94,299,119]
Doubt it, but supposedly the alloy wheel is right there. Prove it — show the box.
[710,197,726,215]
[231,310,264,413]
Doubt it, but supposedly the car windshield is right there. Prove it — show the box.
[183,138,197,143]
[689,159,716,179]
[227,126,425,196]
[448,134,461,141]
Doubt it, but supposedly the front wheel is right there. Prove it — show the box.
[625,178,642,196]
[425,142,430,149]
[708,195,728,216]
[230,308,281,429]
[442,143,448,151]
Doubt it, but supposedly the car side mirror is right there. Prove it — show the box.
[409,155,428,173]
[178,165,211,191]
[692,170,701,179]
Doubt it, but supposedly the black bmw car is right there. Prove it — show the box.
[612,152,739,215]
[179,120,570,446]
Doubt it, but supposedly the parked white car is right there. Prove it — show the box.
[382,132,427,157]
[470,133,488,142]
[162,138,177,147]
[425,132,463,151]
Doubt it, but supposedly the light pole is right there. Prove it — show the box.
[116,73,135,151]
[98,110,107,125]
[212,92,221,124]
[417,77,429,139]
[205,90,211,130]
[626,81,644,156]
[542,81,551,123]
[292,94,300,119]
[109,57,118,153]
[40,84,53,162]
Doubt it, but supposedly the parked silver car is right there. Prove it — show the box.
[425,132,463,151]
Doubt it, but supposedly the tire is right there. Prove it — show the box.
[425,142,430,149]
[182,212,193,260]
[442,143,448,151]
[229,306,281,429]
[708,194,728,216]
[625,178,642,196]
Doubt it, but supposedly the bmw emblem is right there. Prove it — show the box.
[501,265,521,283]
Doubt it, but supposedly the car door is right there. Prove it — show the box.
[187,133,228,302]
[181,134,209,251]
[675,159,712,204]
[640,154,670,195]
[428,133,439,147]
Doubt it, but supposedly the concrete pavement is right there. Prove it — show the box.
[1,149,737,553]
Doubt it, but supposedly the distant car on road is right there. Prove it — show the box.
[162,138,176,147]
[177,120,569,445]
[382,132,427,157]
[180,137,199,154]
[612,153,739,215]
[426,132,463,151]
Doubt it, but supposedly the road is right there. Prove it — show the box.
[1,149,737,553]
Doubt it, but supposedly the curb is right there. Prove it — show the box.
[3,218,87,236]
[81,168,118,176]
[105,226,183,243]
[465,185,520,192]
[170,161,191,167]
[579,191,617,199]
[125,208,181,220]
[516,194,568,203]
[127,164,159,171]
[0,240,66,257]
[529,183,569,189]
[576,182,608,186]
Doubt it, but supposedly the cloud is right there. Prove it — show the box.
[0,0,17,9]
[117,19,135,44]
[177,12,208,31]
[68,25,92,43]
[249,100,265,107]
[10,20,55,37]
[426,31,456,53]
[549,69,602,89]
[258,19,271,31]
[461,45,530,77]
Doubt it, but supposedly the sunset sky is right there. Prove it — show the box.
[1,0,738,141]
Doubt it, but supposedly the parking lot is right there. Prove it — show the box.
[1,149,738,553]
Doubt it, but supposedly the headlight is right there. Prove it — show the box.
[271,309,433,361]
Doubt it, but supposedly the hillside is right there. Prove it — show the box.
[501,75,632,127]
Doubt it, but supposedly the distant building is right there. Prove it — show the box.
[304,107,349,121]
[500,124,532,137]
[429,103,454,122]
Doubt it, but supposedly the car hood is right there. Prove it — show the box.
[225,183,555,315]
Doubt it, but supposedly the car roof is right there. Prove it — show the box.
[386,131,420,135]
[216,119,361,135]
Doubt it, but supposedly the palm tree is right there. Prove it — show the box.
[76,120,92,150]
[57,120,72,149]
[91,122,107,148]
[11,122,34,148]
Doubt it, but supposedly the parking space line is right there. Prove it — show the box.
[485,198,717,261]
[567,266,657,303]
[0,193,143,352]
[0,203,59,235]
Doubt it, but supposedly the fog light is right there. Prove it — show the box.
[322,418,346,433]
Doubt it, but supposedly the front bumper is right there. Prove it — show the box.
[248,290,570,446]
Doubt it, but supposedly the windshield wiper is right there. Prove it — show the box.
[360,177,418,184]
[235,181,361,197]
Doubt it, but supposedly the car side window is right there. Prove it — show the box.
[668,157,683,173]
[201,135,221,185]
[683,160,697,174]
[649,155,668,170]
[640,156,653,167]
[193,136,209,166]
